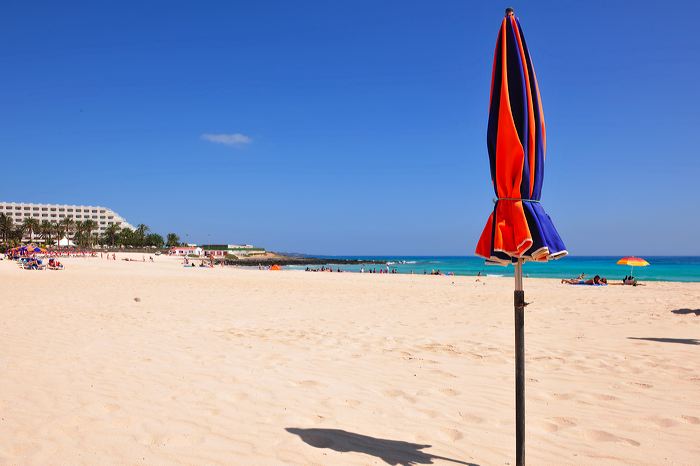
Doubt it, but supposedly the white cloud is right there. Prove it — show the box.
[201,133,252,147]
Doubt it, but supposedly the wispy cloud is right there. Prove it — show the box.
[201,132,252,147]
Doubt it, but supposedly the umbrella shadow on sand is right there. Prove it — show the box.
[628,337,699,345]
[671,308,700,316]
[285,428,479,466]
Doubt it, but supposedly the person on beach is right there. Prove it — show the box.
[562,275,607,285]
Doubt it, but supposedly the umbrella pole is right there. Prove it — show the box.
[514,258,525,466]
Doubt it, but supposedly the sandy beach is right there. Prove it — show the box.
[1,254,699,465]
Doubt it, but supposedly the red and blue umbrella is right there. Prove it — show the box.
[474,9,567,466]
[475,8,566,264]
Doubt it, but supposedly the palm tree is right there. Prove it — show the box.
[13,223,25,245]
[23,217,40,244]
[117,227,136,247]
[145,233,164,248]
[166,233,181,248]
[53,222,63,246]
[59,217,75,247]
[73,220,86,247]
[135,224,149,247]
[82,219,98,247]
[103,223,121,247]
[0,213,14,246]
[40,220,54,246]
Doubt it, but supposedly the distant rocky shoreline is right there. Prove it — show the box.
[223,254,385,267]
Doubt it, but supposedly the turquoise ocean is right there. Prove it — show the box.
[293,256,700,282]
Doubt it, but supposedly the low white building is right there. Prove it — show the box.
[168,246,203,257]
[200,244,266,258]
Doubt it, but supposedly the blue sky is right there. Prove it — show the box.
[1,1,698,255]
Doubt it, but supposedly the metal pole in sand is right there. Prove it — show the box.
[514,257,525,466]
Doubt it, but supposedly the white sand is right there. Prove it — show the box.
[1,254,699,465]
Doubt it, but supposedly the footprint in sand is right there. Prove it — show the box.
[345,399,361,408]
[439,388,460,397]
[628,382,653,389]
[440,428,464,441]
[537,421,560,433]
[593,393,618,401]
[647,417,679,428]
[552,393,575,400]
[104,403,121,413]
[232,392,250,401]
[383,389,416,403]
[458,412,485,424]
[552,417,577,429]
[296,380,322,388]
[585,430,640,447]
[418,408,440,419]
[429,369,457,379]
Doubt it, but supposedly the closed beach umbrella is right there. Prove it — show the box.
[617,256,649,276]
[475,8,567,466]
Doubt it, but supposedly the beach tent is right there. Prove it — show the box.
[270,264,282,271]
[56,237,76,247]
[475,9,566,466]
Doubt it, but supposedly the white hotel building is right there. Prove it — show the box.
[0,201,134,237]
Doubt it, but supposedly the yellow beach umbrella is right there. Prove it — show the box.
[617,256,649,276]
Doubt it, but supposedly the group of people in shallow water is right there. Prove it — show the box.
[305,266,346,272]
[305,266,401,274]
[304,266,457,275]
[362,267,399,274]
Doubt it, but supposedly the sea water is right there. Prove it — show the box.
[296,256,700,282]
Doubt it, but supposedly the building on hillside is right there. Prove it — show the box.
[200,244,266,258]
[0,201,134,242]
[168,246,203,257]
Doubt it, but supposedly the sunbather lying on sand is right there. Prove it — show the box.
[562,275,607,285]
[48,258,64,270]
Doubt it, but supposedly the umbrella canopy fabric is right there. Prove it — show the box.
[475,9,566,264]
[617,256,650,267]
